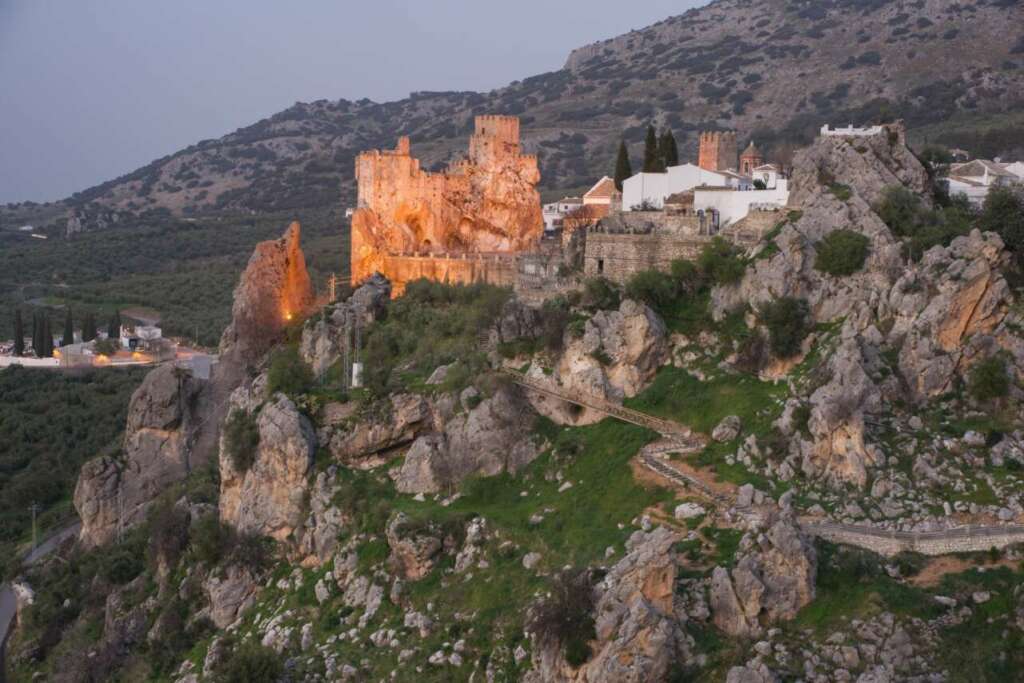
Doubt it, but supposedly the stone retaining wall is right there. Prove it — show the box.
[803,522,1024,557]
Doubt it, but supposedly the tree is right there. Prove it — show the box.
[13,309,24,357]
[107,310,121,340]
[40,316,54,358]
[979,186,1024,258]
[760,297,811,359]
[658,129,679,168]
[969,355,1010,404]
[815,230,871,276]
[31,312,41,357]
[81,311,97,342]
[642,125,664,173]
[62,308,74,347]
[613,141,633,191]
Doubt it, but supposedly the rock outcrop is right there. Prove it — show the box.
[530,299,667,425]
[710,512,817,637]
[525,527,695,683]
[219,394,316,542]
[896,230,1012,401]
[394,384,540,494]
[75,364,203,548]
[300,273,391,376]
[219,221,314,365]
[325,393,433,468]
[386,512,443,581]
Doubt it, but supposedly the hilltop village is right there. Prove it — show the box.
[7,112,1024,683]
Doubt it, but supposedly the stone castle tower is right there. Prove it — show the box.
[698,131,738,172]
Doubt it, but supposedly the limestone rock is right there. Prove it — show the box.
[204,564,260,629]
[219,221,314,365]
[327,393,433,468]
[75,364,202,548]
[713,415,743,442]
[525,527,693,683]
[386,513,443,581]
[219,394,316,542]
[300,273,390,376]
[533,300,667,425]
[710,511,816,636]
[395,384,540,494]
[897,230,1012,401]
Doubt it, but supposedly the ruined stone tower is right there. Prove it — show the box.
[698,131,738,172]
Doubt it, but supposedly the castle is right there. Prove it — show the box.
[350,115,543,294]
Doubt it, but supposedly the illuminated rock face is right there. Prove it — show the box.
[220,221,314,364]
[351,116,542,292]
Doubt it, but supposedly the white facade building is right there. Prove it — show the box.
[694,180,790,227]
[945,159,1021,206]
[542,197,583,231]
[820,124,885,137]
[622,163,733,211]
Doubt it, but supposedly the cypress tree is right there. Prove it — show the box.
[82,311,96,342]
[659,130,679,168]
[643,125,663,173]
[13,309,24,357]
[108,310,121,340]
[63,308,74,347]
[41,317,53,358]
[31,312,40,357]
[613,141,633,191]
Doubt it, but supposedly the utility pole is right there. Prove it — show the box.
[29,501,40,552]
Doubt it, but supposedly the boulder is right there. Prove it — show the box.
[204,564,260,629]
[395,384,540,494]
[713,415,742,443]
[219,394,316,542]
[532,300,667,426]
[525,527,694,683]
[386,512,443,581]
[709,511,816,636]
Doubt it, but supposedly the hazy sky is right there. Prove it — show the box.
[0,1,705,204]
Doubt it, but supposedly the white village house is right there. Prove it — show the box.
[944,159,1023,206]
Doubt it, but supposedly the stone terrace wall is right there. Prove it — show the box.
[382,253,516,295]
[804,522,1024,557]
[584,232,708,284]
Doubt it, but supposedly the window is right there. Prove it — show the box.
[597,258,605,274]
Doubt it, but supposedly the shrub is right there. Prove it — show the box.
[147,500,191,571]
[735,332,768,373]
[969,356,1010,403]
[876,186,974,260]
[815,229,871,276]
[670,258,704,294]
[528,569,596,668]
[100,546,144,585]
[223,409,260,473]
[266,346,314,397]
[979,186,1024,257]
[94,338,118,356]
[760,297,811,358]
[582,277,620,310]
[697,237,746,286]
[213,642,284,683]
[625,270,677,315]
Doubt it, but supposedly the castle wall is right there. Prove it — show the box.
[381,253,517,295]
[583,232,708,284]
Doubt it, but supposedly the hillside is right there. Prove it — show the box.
[4,0,1023,234]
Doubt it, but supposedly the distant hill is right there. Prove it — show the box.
[5,0,1024,233]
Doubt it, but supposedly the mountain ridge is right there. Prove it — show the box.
[3,0,1024,235]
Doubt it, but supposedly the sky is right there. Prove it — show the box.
[0,0,705,204]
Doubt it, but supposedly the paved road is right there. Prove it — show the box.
[0,521,80,681]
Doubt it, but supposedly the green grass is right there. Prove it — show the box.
[626,366,785,435]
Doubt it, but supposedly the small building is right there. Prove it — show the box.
[583,176,618,207]
[622,163,733,211]
[944,159,1020,205]
[542,196,583,231]
[820,124,885,137]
